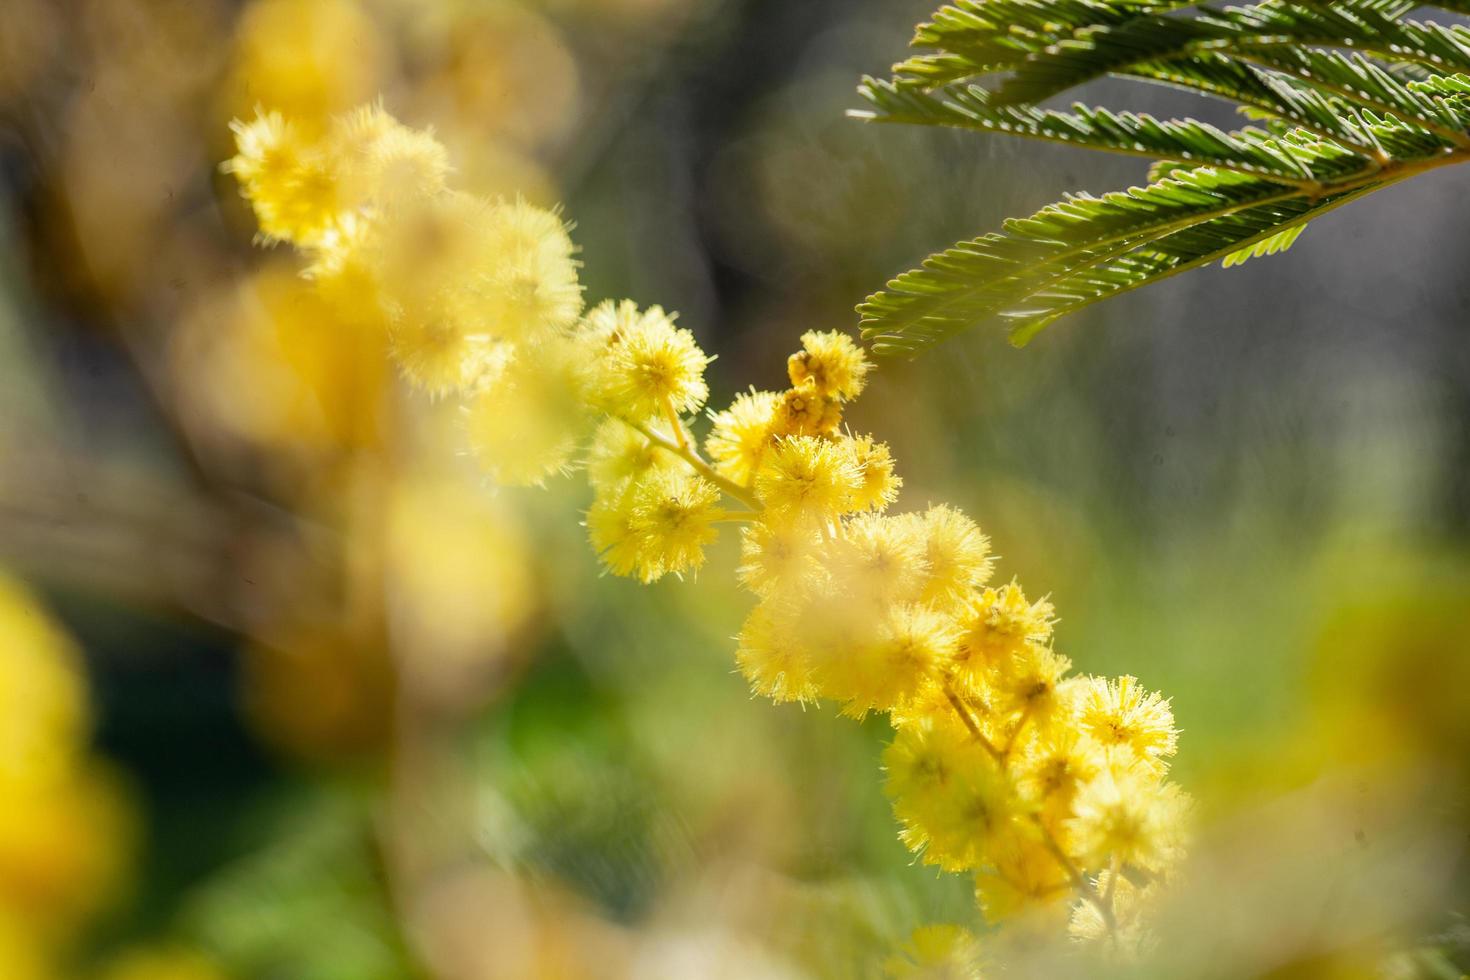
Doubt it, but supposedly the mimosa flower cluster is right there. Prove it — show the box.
[226,102,1189,955]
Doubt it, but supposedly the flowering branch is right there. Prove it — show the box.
[224,100,1189,968]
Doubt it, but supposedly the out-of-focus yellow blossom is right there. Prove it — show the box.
[173,261,390,458]
[330,103,452,211]
[463,350,584,486]
[225,0,388,123]
[735,518,824,600]
[226,104,583,414]
[0,576,87,788]
[226,104,1191,953]
[822,602,961,718]
[1067,763,1189,872]
[399,2,581,154]
[0,573,133,969]
[974,838,1072,926]
[883,924,983,979]
[823,512,928,605]
[734,602,819,704]
[385,478,538,673]
[887,726,1026,871]
[585,417,684,490]
[1068,871,1162,959]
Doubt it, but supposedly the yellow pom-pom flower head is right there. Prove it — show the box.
[772,382,842,437]
[580,302,711,420]
[705,389,779,486]
[586,491,644,580]
[787,330,871,401]
[992,641,1073,726]
[916,505,993,606]
[953,582,1055,684]
[753,435,863,521]
[388,301,493,395]
[373,191,491,313]
[736,601,819,704]
[883,924,983,980]
[587,469,725,583]
[584,418,682,492]
[843,434,902,512]
[820,511,928,606]
[462,349,583,486]
[1066,763,1189,873]
[480,201,583,342]
[1072,674,1178,774]
[329,103,450,210]
[974,838,1072,926]
[886,716,1025,872]
[225,109,345,246]
[224,109,299,192]
[1013,723,1104,820]
[736,517,825,600]
[821,602,961,718]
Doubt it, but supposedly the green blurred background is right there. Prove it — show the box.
[1,0,1467,976]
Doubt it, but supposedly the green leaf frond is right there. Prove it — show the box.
[856,0,1470,354]
[1221,221,1307,266]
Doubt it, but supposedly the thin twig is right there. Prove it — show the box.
[1002,703,1034,759]
[625,417,764,510]
[942,679,1003,763]
[941,678,1118,938]
[1035,818,1118,937]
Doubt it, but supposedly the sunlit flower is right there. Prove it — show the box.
[735,602,818,704]
[916,505,993,605]
[587,469,724,583]
[705,388,779,486]
[843,434,902,512]
[580,302,710,420]
[772,382,842,437]
[1072,675,1178,774]
[787,329,870,401]
[753,435,863,520]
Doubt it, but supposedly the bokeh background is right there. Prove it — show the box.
[1,0,1467,976]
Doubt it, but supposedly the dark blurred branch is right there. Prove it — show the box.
[0,448,331,637]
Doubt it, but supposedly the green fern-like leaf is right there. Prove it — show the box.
[856,0,1470,354]
[1221,223,1307,267]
